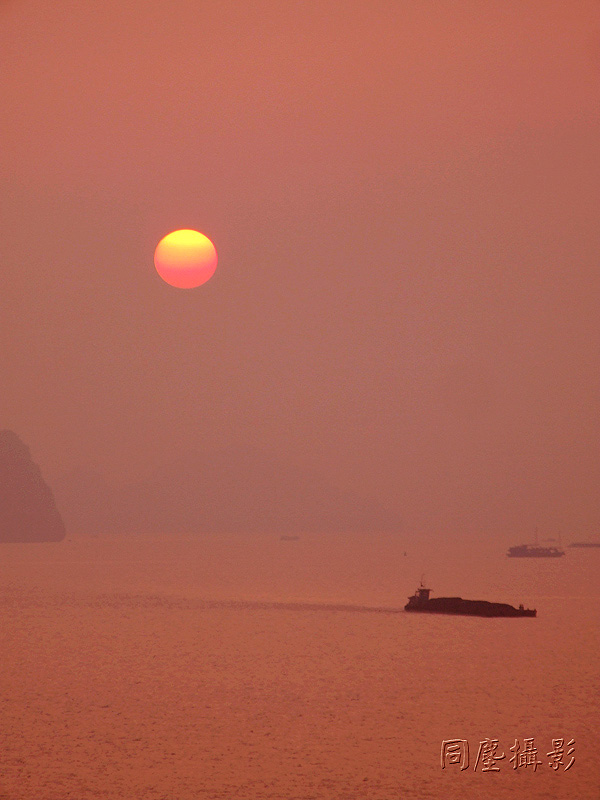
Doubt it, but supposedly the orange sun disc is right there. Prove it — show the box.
[154,229,218,289]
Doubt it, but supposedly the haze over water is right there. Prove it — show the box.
[1,533,597,800]
[1,2,598,798]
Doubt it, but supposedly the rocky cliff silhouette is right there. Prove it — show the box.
[0,430,66,542]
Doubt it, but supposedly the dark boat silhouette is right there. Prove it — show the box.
[507,543,565,558]
[507,529,565,558]
[568,541,600,548]
[405,583,536,617]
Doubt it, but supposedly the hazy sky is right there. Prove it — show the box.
[1,0,598,538]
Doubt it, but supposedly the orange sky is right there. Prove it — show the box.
[0,0,598,539]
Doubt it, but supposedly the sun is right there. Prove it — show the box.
[154,229,218,289]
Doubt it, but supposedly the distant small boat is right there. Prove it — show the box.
[405,583,536,617]
[507,544,565,558]
[568,541,600,548]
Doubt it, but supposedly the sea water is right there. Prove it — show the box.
[1,532,598,800]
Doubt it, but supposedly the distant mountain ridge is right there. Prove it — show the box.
[0,430,66,542]
[54,447,398,535]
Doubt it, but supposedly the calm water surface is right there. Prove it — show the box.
[1,533,598,800]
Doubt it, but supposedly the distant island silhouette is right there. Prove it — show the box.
[54,447,399,535]
[0,430,66,542]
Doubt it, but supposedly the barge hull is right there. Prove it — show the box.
[405,597,536,617]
